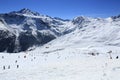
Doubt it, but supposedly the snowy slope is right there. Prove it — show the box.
[1,9,120,53]
[1,9,120,80]
[0,8,71,53]
[0,47,120,80]
[0,18,8,30]
[38,16,120,54]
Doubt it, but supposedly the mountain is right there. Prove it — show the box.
[0,8,70,53]
[1,9,120,80]
[0,8,120,53]
[37,15,120,55]
[10,8,40,16]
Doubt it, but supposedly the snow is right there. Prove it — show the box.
[1,9,120,80]
[0,48,120,80]
[0,19,8,30]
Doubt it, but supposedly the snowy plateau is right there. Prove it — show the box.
[0,8,120,80]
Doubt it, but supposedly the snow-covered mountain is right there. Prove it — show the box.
[0,8,120,53]
[0,8,71,53]
[1,9,120,80]
[37,15,120,55]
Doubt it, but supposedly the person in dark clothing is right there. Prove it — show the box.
[116,56,119,59]
[3,66,5,70]
[17,65,19,68]
[8,65,10,69]
[15,60,17,63]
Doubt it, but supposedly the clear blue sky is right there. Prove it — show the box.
[0,0,120,19]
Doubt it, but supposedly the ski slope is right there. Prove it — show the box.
[1,9,120,80]
[0,47,120,80]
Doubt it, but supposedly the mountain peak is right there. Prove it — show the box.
[72,16,90,25]
[111,14,120,20]
[19,8,32,13]
[10,8,40,16]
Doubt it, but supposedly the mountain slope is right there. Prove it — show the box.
[37,16,120,55]
[0,8,120,53]
[0,8,71,53]
[1,9,120,80]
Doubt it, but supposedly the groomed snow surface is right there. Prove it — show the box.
[0,47,120,80]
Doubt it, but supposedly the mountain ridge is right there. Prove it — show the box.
[0,8,120,53]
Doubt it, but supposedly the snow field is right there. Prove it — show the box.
[0,48,120,80]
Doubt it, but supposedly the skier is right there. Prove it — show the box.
[8,65,10,69]
[3,66,5,70]
[107,50,112,59]
[17,65,19,68]
[116,56,119,59]
[15,60,17,63]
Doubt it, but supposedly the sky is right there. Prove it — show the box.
[0,0,120,19]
